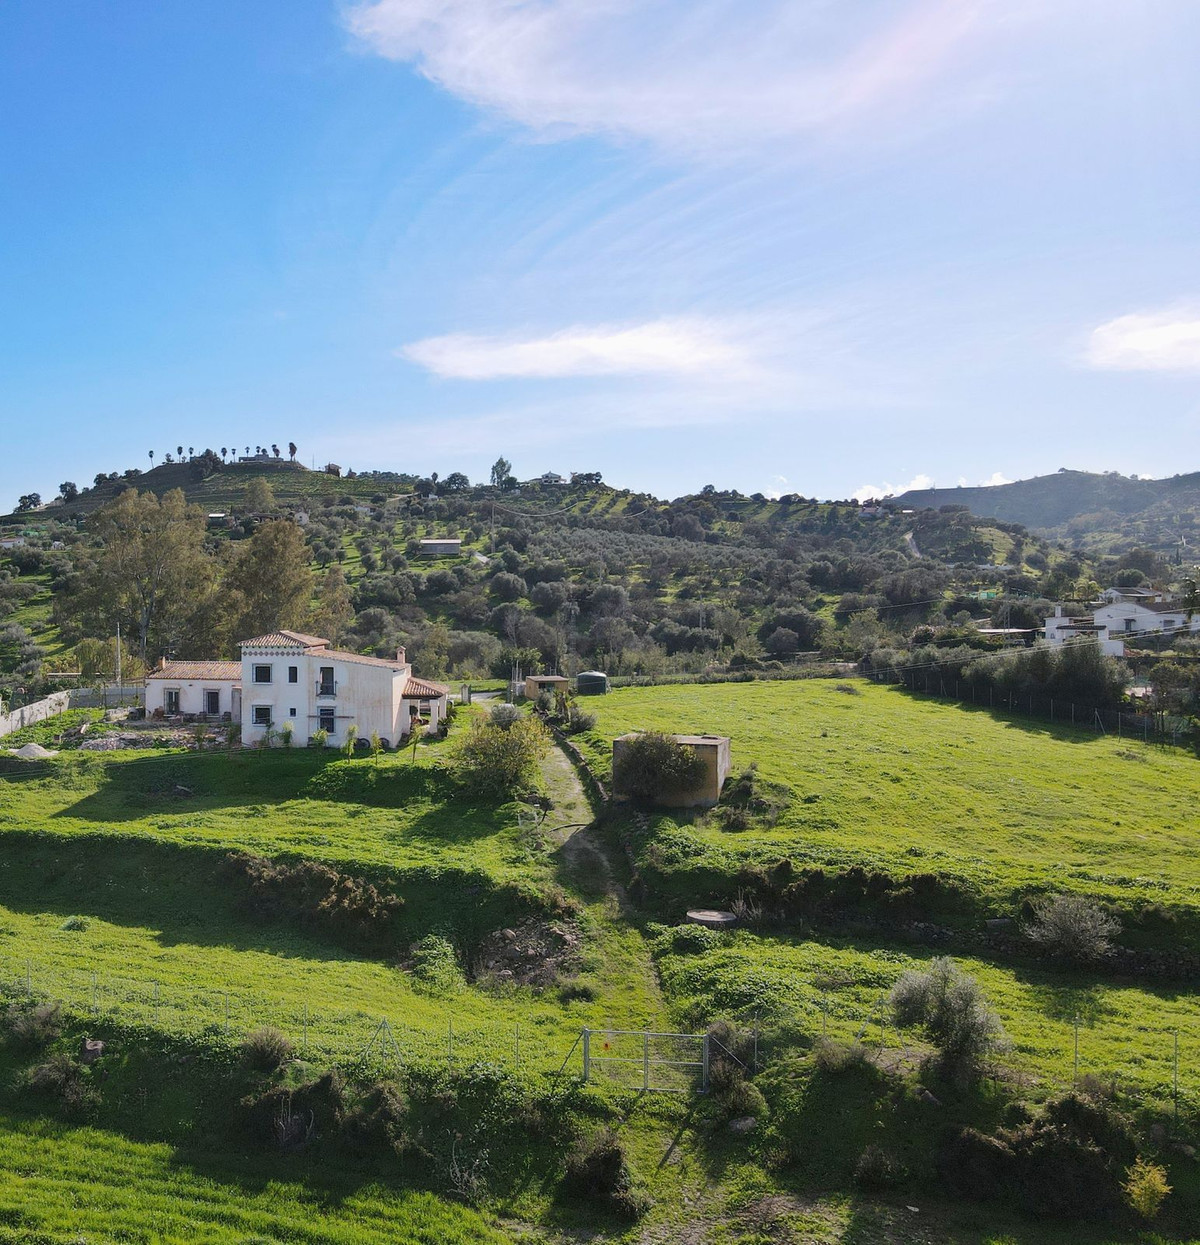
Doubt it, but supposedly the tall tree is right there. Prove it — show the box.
[308,565,353,643]
[288,441,297,461]
[76,489,211,662]
[225,520,314,639]
[243,476,275,513]
[59,482,79,503]
[490,457,512,488]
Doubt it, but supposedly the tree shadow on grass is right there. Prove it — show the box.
[885,686,1114,748]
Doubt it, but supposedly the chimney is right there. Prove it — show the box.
[397,647,406,664]
[159,656,167,670]
[1055,606,1063,617]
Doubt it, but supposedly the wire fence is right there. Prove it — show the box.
[1,952,1194,1117]
[868,668,1195,748]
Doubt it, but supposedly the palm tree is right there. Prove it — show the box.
[220,447,227,460]
[176,445,183,459]
[271,443,280,458]
[148,450,154,467]
[288,441,297,461]
[188,446,194,459]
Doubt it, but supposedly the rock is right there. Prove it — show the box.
[80,1038,105,1064]
[917,1088,942,1107]
[686,909,738,930]
[727,1116,757,1135]
[500,929,517,942]
[1171,1141,1196,1159]
[10,742,57,760]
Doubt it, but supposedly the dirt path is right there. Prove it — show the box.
[539,739,622,905]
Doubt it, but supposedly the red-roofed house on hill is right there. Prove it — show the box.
[239,631,448,748]
[145,630,449,748]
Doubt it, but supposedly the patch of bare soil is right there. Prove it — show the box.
[475,918,582,988]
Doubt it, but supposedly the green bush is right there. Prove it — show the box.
[562,1128,649,1220]
[6,1001,63,1050]
[1025,894,1119,963]
[25,1054,98,1118]
[409,934,466,995]
[889,957,1004,1075]
[457,715,548,795]
[613,731,706,802]
[854,1144,907,1189]
[59,914,88,932]
[241,1026,295,1072]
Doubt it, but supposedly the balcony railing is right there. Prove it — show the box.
[316,681,337,698]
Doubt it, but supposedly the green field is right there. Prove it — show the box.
[579,679,1200,915]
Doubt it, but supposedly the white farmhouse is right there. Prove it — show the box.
[239,630,448,748]
[145,660,242,719]
[1044,602,1198,658]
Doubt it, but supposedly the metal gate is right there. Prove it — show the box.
[580,1027,709,1093]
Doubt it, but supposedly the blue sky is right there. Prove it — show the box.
[2,1,1198,507]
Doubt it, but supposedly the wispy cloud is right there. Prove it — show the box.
[400,318,750,380]
[344,0,1019,155]
[1086,308,1200,372]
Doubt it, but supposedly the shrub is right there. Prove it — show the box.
[221,853,402,947]
[1123,1157,1171,1220]
[342,1080,410,1154]
[488,702,522,730]
[26,1054,97,1118]
[409,934,465,994]
[720,1079,768,1121]
[890,957,1003,1074]
[1026,894,1119,963]
[613,731,707,803]
[565,705,596,734]
[562,1128,649,1220]
[6,1002,63,1049]
[341,724,359,758]
[812,1037,871,1075]
[241,1026,295,1071]
[59,915,88,932]
[854,1144,907,1189]
[241,1071,346,1151]
[940,1092,1136,1218]
[309,728,328,748]
[279,721,294,748]
[457,715,549,795]
[665,924,722,954]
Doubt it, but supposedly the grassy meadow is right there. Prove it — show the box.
[578,679,1200,914]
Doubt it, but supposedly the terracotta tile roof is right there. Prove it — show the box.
[322,648,408,671]
[403,676,450,698]
[147,660,242,681]
[239,630,330,650]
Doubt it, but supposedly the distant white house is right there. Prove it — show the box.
[1044,601,1198,657]
[539,472,566,485]
[1095,586,1170,606]
[145,630,449,748]
[0,537,26,550]
[419,537,462,558]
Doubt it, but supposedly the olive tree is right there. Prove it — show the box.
[890,957,1004,1075]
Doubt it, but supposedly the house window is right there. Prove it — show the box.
[288,666,298,683]
[165,689,180,714]
[289,707,297,717]
[204,689,220,716]
[317,666,335,695]
[253,664,272,683]
[319,708,335,733]
[252,706,272,727]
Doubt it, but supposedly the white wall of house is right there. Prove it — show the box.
[240,646,410,748]
[1093,602,1199,639]
[145,676,239,718]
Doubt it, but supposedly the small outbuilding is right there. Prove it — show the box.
[524,673,569,700]
[612,732,732,808]
[419,538,463,558]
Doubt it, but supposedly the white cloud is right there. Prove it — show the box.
[344,0,1019,154]
[852,473,934,502]
[979,471,1012,487]
[400,317,751,379]
[1086,309,1200,372]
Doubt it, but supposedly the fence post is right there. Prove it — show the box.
[1174,1030,1179,1129]
[701,1033,710,1093]
[582,1028,591,1083]
[643,1031,650,1091]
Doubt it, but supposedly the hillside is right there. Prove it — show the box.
[897,469,1200,555]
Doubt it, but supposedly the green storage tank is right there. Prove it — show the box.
[576,671,609,695]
